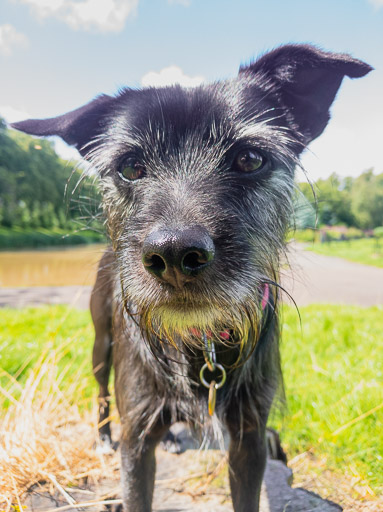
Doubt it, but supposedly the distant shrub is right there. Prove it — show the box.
[345,227,364,239]
[318,226,364,242]
[322,230,340,242]
[0,228,105,249]
[290,229,318,243]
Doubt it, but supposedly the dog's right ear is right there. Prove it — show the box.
[11,94,116,157]
[239,44,372,144]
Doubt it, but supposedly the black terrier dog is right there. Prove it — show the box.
[12,44,371,512]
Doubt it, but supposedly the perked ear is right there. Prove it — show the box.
[11,94,116,157]
[240,44,373,143]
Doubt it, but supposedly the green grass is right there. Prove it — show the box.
[0,304,382,493]
[304,237,383,268]
[0,306,95,401]
[0,226,105,249]
[271,304,383,492]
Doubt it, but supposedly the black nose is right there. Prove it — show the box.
[142,226,215,288]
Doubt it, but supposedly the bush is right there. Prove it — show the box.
[0,227,105,249]
[345,227,364,239]
[289,229,318,243]
[321,230,340,242]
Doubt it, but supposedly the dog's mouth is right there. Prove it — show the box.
[134,299,262,354]
[126,284,271,355]
[149,301,234,331]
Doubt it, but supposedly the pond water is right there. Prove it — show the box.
[0,244,106,287]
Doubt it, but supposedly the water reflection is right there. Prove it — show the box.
[0,245,106,287]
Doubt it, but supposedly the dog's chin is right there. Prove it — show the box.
[142,300,261,350]
[152,304,223,333]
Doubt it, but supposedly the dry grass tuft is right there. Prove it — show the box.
[0,346,119,511]
[289,450,383,512]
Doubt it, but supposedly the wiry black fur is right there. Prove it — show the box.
[12,44,372,512]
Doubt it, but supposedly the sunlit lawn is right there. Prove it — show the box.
[273,304,383,494]
[305,237,383,268]
[0,304,382,494]
[0,306,96,401]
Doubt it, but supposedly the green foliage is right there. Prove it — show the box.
[290,226,365,245]
[305,237,383,268]
[0,117,102,240]
[344,227,364,239]
[351,171,383,229]
[0,226,105,249]
[289,228,318,243]
[298,171,383,229]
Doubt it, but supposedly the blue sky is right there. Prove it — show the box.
[0,0,382,180]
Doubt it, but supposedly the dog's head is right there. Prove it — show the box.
[12,45,371,345]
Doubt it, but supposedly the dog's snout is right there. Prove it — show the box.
[142,227,215,288]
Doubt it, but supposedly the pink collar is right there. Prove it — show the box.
[261,283,270,310]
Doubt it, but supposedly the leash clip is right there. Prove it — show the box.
[202,332,216,371]
[200,333,226,416]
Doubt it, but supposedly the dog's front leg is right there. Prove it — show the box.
[120,422,169,512]
[228,427,267,512]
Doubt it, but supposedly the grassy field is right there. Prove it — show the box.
[0,306,95,398]
[304,237,383,268]
[0,304,382,505]
[275,304,383,494]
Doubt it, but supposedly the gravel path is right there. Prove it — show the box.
[25,444,342,512]
[0,285,92,309]
[282,244,383,306]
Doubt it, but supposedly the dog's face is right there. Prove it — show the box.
[12,45,371,342]
[93,81,299,338]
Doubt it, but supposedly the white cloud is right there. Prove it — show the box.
[16,0,138,33]
[0,24,28,56]
[0,105,33,123]
[141,66,204,88]
[368,0,383,8]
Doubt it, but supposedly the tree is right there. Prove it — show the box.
[351,170,383,229]
[0,120,101,230]
[297,171,383,229]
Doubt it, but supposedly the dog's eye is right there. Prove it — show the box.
[233,149,265,173]
[118,159,146,181]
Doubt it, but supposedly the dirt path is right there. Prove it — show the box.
[0,284,92,309]
[282,243,383,306]
[25,444,343,512]
[1,244,382,308]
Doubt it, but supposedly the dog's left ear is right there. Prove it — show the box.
[240,44,373,143]
[10,94,116,157]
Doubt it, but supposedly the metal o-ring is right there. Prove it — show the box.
[199,363,226,389]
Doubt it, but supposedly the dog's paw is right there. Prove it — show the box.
[160,430,183,454]
[105,502,123,512]
[95,434,119,455]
